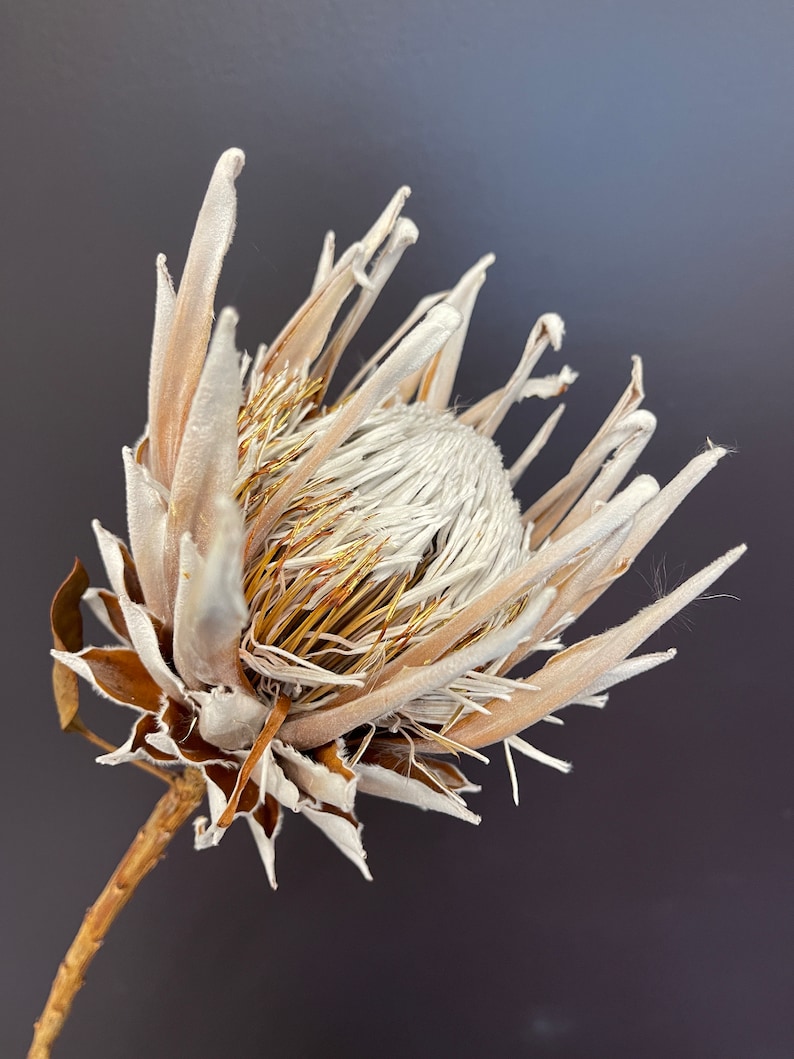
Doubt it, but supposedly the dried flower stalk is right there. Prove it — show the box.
[29,769,204,1059]
[32,149,743,1056]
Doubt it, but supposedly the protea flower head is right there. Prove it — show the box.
[51,149,743,886]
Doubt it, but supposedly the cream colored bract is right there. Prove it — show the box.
[52,149,743,886]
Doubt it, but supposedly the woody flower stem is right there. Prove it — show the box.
[28,768,205,1059]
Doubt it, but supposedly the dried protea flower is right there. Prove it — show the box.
[51,148,744,889]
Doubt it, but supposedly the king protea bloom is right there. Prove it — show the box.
[51,148,743,886]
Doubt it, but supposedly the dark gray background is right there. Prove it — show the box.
[2,2,792,1057]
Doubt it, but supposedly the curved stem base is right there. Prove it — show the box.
[28,768,205,1059]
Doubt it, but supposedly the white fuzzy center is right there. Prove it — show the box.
[312,401,530,605]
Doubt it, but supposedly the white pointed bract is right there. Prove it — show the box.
[52,150,743,886]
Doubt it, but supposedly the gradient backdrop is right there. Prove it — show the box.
[2,2,792,1057]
